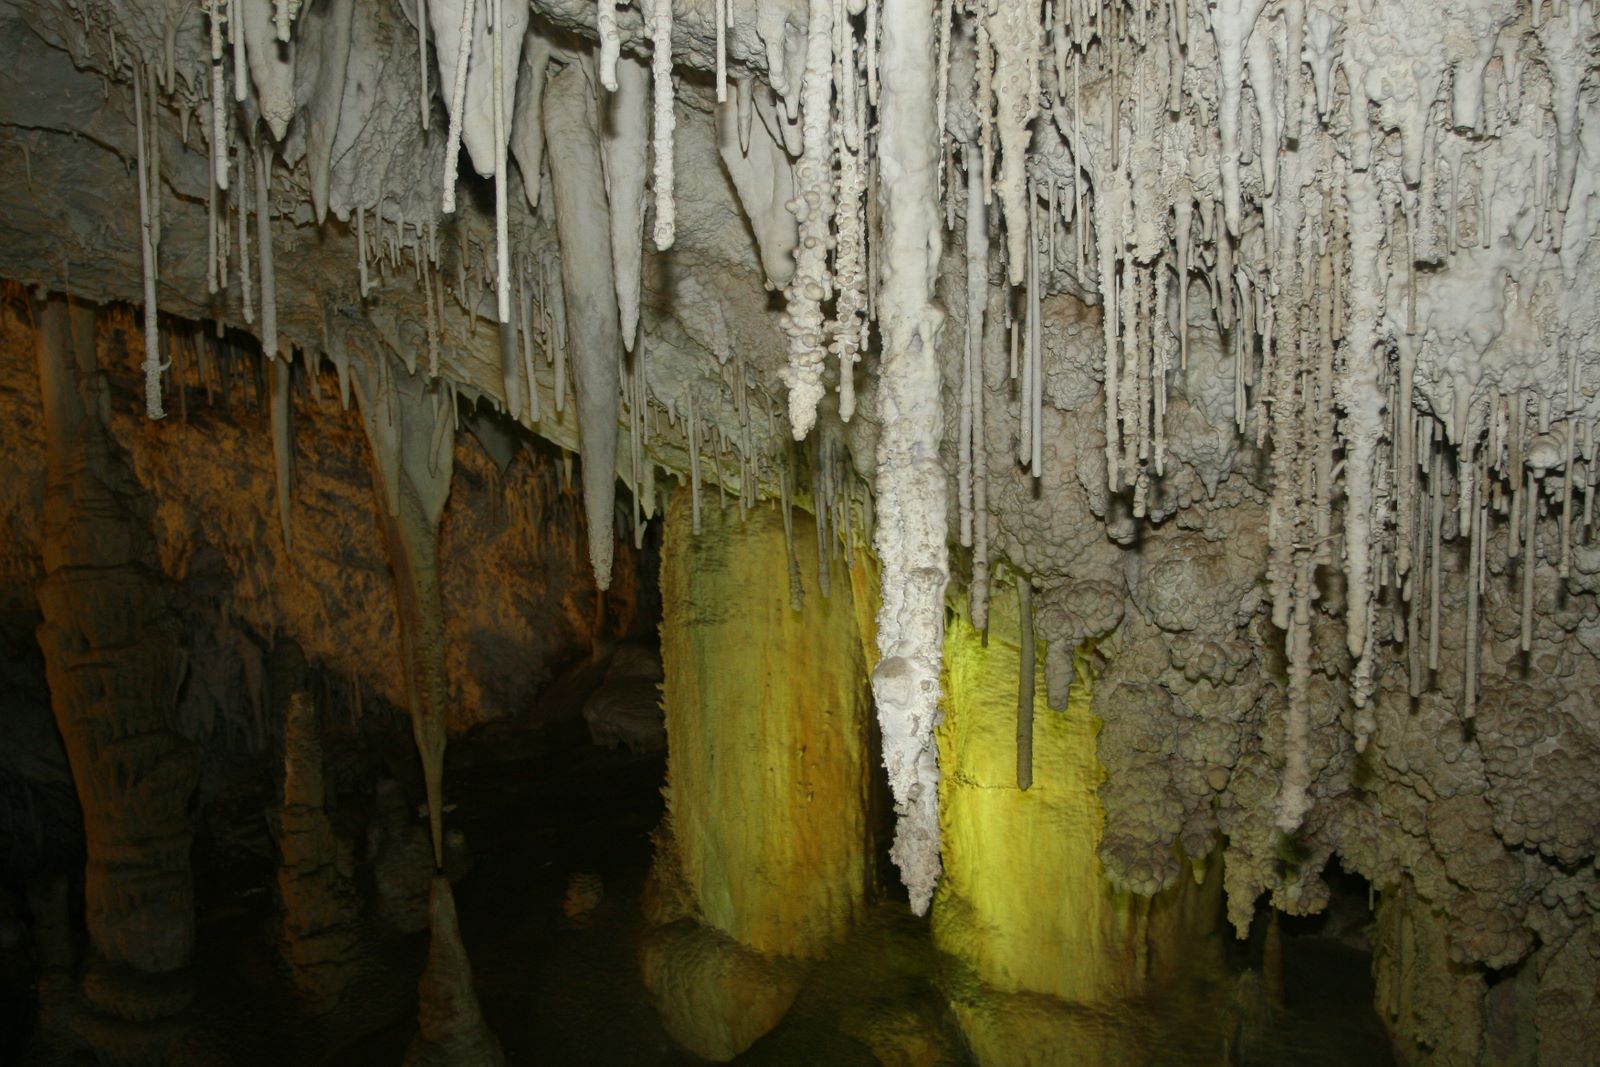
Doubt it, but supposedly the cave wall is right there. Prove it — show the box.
[3,0,1600,1059]
[0,286,647,870]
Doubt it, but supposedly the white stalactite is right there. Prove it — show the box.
[780,0,835,441]
[208,0,228,191]
[134,65,165,420]
[241,0,296,141]
[648,0,676,250]
[546,58,622,589]
[256,145,277,360]
[492,0,511,326]
[601,57,651,351]
[510,33,553,212]
[985,2,1041,285]
[597,0,620,91]
[437,0,476,213]
[873,0,947,917]
[1209,0,1268,237]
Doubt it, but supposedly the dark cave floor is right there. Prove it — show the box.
[12,703,1397,1066]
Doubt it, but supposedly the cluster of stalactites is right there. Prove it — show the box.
[954,0,1600,834]
[780,0,874,440]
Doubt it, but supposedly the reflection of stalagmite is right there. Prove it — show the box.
[404,876,505,1067]
[32,294,198,1045]
[352,351,455,866]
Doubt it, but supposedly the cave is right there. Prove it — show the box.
[0,0,1597,1064]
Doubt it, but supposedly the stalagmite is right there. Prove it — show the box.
[601,57,651,351]
[648,0,676,249]
[406,878,505,1065]
[546,58,622,589]
[779,0,835,440]
[872,0,947,916]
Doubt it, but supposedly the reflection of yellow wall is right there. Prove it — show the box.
[659,489,873,959]
[934,597,1221,1005]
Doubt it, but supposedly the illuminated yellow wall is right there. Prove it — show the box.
[658,489,873,957]
[933,592,1222,1005]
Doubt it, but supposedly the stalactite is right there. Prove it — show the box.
[440,0,477,213]
[255,144,277,360]
[1209,0,1268,237]
[546,57,622,589]
[417,0,431,128]
[1027,188,1042,478]
[518,262,540,422]
[241,0,295,140]
[1464,450,1482,720]
[648,0,677,250]
[831,17,867,424]
[1339,167,1389,704]
[873,0,946,917]
[1521,466,1537,652]
[356,204,369,298]
[597,0,620,91]
[134,64,164,420]
[986,2,1042,285]
[958,148,982,549]
[602,57,651,352]
[689,391,702,535]
[271,354,294,550]
[779,0,835,441]
[208,0,229,191]
[1017,577,1035,792]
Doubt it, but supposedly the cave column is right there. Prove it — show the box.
[642,488,874,1060]
[349,352,504,1065]
[32,294,199,1050]
[933,593,1223,1064]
